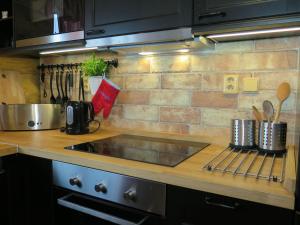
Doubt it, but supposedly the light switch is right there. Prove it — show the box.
[242,77,259,92]
[223,74,239,94]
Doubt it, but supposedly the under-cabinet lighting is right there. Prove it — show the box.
[138,52,156,56]
[39,47,98,55]
[206,27,300,39]
[176,49,190,53]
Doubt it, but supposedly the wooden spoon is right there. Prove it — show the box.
[252,105,263,122]
[274,82,291,123]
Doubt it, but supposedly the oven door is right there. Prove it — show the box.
[54,189,162,225]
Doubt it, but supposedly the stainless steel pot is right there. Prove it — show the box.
[0,104,63,131]
[231,119,256,149]
[258,121,287,153]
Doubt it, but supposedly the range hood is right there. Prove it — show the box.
[193,14,300,42]
[85,28,212,55]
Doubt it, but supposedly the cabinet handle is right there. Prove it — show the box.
[204,196,239,210]
[86,29,106,36]
[198,12,226,20]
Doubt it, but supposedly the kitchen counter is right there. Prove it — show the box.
[0,128,296,210]
[0,143,17,157]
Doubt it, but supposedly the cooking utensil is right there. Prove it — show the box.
[258,121,287,154]
[60,66,65,103]
[79,70,85,101]
[230,119,256,149]
[69,66,74,100]
[40,65,47,98]
[63,71,69,103]
[262,100,274,123]
[274,82,291,123]
[49,67,56,104]
[0,104,62,131]
[252,106,262,122]
[55,68,62,104]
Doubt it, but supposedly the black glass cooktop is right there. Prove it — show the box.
[65,135,209,167]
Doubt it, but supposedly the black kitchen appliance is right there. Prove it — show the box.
[65,101,97,135]
[65,134,209,167]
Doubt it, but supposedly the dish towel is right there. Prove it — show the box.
[92,78,120,119]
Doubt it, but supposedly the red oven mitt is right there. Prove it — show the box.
[92,78,120,119]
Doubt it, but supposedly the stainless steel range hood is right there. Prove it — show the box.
[85,28,212,54]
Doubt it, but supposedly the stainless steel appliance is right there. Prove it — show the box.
[258,121,287,154]
[14,0,84,48]
[53,161,166,225]
[64,134,209,167]
[230,119,256,149]
[0,104,63,130]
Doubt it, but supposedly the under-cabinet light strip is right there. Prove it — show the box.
[39,47,98,55]
[207,27,300,39]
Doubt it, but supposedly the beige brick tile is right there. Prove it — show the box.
[215,41,254,52]
[150,90,190,106]
[238,91,296,112]
[192,91,237,108]
[162,73,201,89]
[201,109,251,127]
[253,72,298,90]
[191,54,214,72]
[160,107,200,124]
[240,51,298,70]
[117,91,150,104]
[110,76,124,89]
[255,37,300,50]
[105,119,189,134]
[213,53,242,71]
[117,56,150,74]
[189,126,230,145]
[151,55,190,72]
[125,74,160,89]
[123,105,158,121]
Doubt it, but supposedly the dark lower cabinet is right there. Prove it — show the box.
[194,0,300,26]
[166,185,294,225]
[0,158,9,225]
[85,0,192,39]
[5,154,53,225]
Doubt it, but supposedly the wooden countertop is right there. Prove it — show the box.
[0,143,17,157]
[0,128,296,210]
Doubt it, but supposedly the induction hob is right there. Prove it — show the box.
[65,134,209,167]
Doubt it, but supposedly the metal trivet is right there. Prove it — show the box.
[203,147,286,183]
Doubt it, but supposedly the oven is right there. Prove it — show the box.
[52,161,166,225]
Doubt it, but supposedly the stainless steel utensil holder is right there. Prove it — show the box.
[231,119,256,149]
[258,121,287,154]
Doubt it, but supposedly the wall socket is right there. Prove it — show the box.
[223,74,239,94]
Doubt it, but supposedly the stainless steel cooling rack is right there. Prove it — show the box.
[202,147,286,182]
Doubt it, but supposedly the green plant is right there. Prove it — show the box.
[81,54,109,77]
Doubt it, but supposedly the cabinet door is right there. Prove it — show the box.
[6,155,53,225]
[166,185,294,225]
[85,0,192,39]
[0,159,9,225]
[194,0,300,25]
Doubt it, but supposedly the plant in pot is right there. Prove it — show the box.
[81,54,109,95]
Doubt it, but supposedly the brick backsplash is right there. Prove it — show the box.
[40,36,300,145]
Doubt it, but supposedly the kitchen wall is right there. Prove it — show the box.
[0,56,39,103]
[40,36,300,145]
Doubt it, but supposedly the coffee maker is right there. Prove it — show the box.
[65,101,95,135]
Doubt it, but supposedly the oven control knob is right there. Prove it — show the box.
[95,183,107,193]
[69,177,81,187]
[123,189,136,202]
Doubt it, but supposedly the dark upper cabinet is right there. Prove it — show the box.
[194,0,300,25]
[14,0,84,41]
[85,0,193,39]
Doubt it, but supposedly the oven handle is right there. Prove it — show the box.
[57,194,149,225]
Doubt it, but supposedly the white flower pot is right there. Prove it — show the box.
[89,76,103,95]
